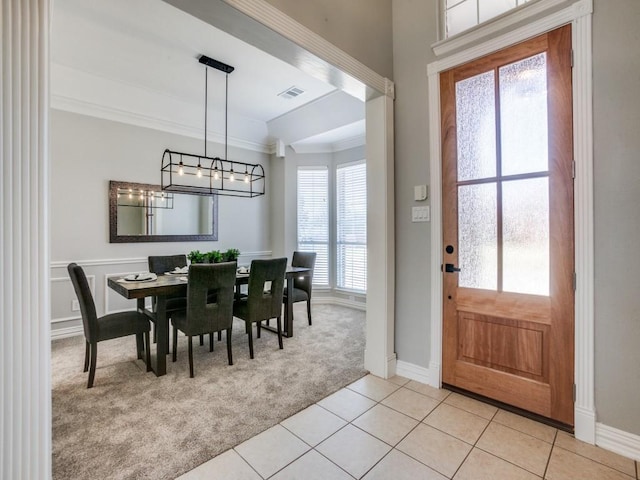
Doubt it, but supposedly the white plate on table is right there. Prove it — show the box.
[121,273,157,283]
[166,267,188,275]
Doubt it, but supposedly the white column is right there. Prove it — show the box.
[1,1,51,478]
[365,92,396,378]
[572,4,596,444]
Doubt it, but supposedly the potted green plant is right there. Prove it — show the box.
[206,250,223,263]
[187,250,206,264]
[223,248,240,262]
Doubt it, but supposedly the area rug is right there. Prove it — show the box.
[52,304,366,479]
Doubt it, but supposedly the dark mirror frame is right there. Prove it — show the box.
[109,180,218,243]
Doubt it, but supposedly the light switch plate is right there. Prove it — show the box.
[412,206,430,222]
[414,185,428,201]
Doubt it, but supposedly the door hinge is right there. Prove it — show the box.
[573,272,577,291]
[571,160,576,179]
[573,383,576,402]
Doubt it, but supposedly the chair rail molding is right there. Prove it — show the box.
[427,0,596,444]
[1,0,52,478]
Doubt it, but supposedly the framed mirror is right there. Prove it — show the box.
[109,180,218,243]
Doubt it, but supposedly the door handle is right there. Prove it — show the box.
[444,263,461,273]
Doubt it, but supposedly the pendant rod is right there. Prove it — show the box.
[204,67,208,157]
[225,73,229,161]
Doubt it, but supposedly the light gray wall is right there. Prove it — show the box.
[263,0,394,80]
[592,0,640,434]
[51,109,271,333]
[51,110,270,260]
[391,0,439,367]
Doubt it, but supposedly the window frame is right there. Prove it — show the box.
[296,166,330,287]
[335,160,367,293]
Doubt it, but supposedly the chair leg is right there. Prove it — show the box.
[84,340,90,372]
[307,300,312,325]
[276,316,283,350]
[199,334,204,346]
[172,325,178,362]
[248,325,254,359]
[144,331,151,372]
[218,331,222,342]
[188,335,194,378]
[153,324,157,344]
[136,333,144,360]
[87,342,97,388]
[226,328,233,365]
[257,321,261,338]
[210,332,214,352]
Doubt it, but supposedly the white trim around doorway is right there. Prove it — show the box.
[224,0,397,379]
[426,0,595,443]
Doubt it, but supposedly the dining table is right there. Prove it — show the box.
[108,265,311,376]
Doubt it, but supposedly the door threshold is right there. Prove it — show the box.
[443,383,574,433]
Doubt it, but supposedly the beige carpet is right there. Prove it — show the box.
[52,304,366,480]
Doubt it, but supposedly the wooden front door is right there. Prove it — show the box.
[440,25,574,425]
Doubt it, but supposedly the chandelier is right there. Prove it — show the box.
[161,55,265,198]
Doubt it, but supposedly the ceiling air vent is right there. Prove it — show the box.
[278,86,305,100]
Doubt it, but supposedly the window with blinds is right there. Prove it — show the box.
[336,162,367,292]
[297,168,329,285]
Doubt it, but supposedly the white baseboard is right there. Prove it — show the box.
[596,422,640,462]
[51,325,84,340]
[574,405,597,444]
[396,360,432,385]
[386,354,397,378]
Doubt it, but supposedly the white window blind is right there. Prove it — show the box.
[336,162,367,292]
[297,168,329,285]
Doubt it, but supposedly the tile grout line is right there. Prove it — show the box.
[551,436,638,477]
[448,402,500,479]
[232,447,270,480]
[542,428,559,479]
[345,382,450,478]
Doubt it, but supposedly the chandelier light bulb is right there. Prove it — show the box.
[229,167,235,182]
[178,161,184,176]
[244,170,249,183]
[197,164,202,178]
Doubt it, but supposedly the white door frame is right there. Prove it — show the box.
[427,0,595,442]
[220,0,397,378]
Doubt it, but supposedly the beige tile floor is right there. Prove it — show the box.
[178,375,639,480]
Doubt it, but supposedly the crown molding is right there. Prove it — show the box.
[51,63,272,154]
[290,133,366,154]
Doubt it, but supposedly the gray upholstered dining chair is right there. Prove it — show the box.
[148,254,188,314]
[233,258,287,359]
[283,251,317,325]
[149,254,210,347]
[169,262,236,377]
[67,263,151,388]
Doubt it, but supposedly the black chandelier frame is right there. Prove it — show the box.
[161,54,265,198]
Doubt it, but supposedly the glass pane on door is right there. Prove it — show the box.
[456,71,496,181]
[500,53,548,176]
[502,177,549,295]
[458,183,498,290]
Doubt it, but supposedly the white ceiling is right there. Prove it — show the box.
[51,0,365,152]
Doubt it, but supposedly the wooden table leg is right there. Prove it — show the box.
[154,296,168,376]
[285,274,294,337]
